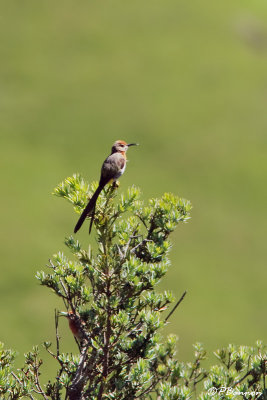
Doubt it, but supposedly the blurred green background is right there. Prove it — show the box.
[1,0,266,380]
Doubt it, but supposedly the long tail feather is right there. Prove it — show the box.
[74,185,103,233]
[89,204,96,234]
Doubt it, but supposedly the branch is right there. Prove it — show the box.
[131,238,152,254]
[67,344,90,400]
[33,362,49,400]
[55,309,60,358]
[11,371,35,400]
[59,278,69,299]
[11,371,23,386]
[97,280,112,400]
[164,291,187,323]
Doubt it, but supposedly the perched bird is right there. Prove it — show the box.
[59,311,85,341]
[74,140,138,234]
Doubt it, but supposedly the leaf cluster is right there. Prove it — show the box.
[2,175,266,400]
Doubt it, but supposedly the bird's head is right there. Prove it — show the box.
[59,311,84,340]
[112,140,138,153]
[59,310,74,319]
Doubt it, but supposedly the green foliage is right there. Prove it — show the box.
[0,343,47,399]
[1,176,266,399]
[1,0,267,375]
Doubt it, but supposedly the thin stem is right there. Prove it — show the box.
[67,343,90,400]
[165,291,187,323]
[233,370,253,386]
[55,309,60,358]
[131,238,152,254]
[59,278,69,299]
[11,371,23,386]
[97,280,112,400]
[33,358,49,400]
[11,370,36,399]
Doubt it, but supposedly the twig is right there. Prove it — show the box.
[45,347,58,360]
[164,291,187,323]
[11,370,35,399]
[123,226,139,257]
[233,370,253,386]
[137,368,172,399]
[59,278,69,298]
[136,213,148,229]
[97,281,112,400]
[33,360,49,400]
[130,238,152,254]
[55,309,60,358]
[11,371,23,386]
[67,343,90,400]
[116,244,124,260]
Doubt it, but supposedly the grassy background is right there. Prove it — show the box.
[0,0,266,380]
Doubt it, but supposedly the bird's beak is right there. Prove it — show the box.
[127,143,139,147]
[58,311,68,317]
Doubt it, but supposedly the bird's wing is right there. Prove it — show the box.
[99,153,126,186]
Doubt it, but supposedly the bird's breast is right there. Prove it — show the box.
[101,152,127,183]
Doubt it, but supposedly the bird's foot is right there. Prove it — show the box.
[112,180,120,188]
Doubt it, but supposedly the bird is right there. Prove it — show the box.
[59,311,85,341]
[74,140,138,234]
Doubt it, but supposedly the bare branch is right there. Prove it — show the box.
[165,291,187,323]
[55,309,60,358]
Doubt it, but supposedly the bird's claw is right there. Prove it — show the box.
[112,180,120,188]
